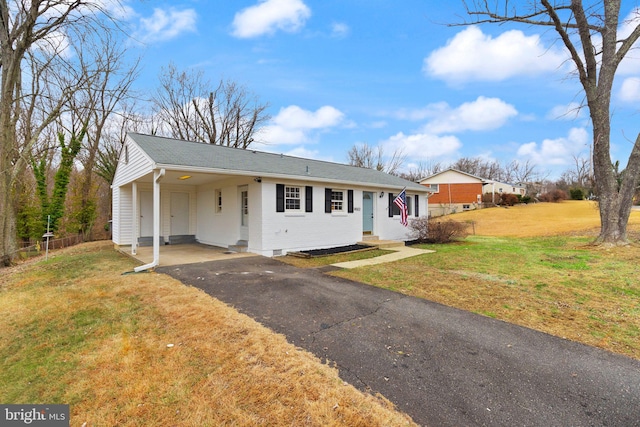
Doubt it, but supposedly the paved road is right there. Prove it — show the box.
[158,257,640,427]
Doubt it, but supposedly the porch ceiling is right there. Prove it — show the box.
[136,169,249,186]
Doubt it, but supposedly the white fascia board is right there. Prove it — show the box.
[154,164,430,194]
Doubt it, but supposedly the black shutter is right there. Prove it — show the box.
[415,194,419,217]
[389,193,394,217]
[276,184,285,212]
[325,188,332,213]
[305,186,313,212]
[347,190,354,213]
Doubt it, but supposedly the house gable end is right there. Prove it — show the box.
[112,137,156,187]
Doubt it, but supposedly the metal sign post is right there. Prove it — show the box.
[43,215,54,261]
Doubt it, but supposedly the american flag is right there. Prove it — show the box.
[393,188,408,226]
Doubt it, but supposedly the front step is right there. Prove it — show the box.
[168,235,196,245]
[228,240,248,253]
[359,237,405,249]
[138,236,165,247]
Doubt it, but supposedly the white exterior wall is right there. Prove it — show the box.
[421,169,483,185]
[112,185,134,245]
[376,191,426,241]
[112,140,154,187]
[483,181,526,195]
[257,180,362,256]
[196,177,253,248]
[112,139,154,246]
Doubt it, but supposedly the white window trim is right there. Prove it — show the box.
[285,185,302,212]
[331,189,345,213]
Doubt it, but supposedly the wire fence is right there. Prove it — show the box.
[14,234,85,260]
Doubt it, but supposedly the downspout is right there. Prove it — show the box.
[131,181,138,255]
[134,168,165,272]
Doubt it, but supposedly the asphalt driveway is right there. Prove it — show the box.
[157,257,640,427]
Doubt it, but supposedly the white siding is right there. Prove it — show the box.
[421,170,483,185]
[112,140,154,187]
[196,178,247,248]
[256,181,360,256]
[112,185,133,245]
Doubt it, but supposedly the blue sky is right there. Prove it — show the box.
[116,0,640,179]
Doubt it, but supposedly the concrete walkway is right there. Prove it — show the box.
[331,245,434,269]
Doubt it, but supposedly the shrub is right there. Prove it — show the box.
[409,217,470,244]
[569,188,585,200]
[538,189,568,203]
[500,193,519,206]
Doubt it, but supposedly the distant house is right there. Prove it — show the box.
[111,133,431,270]
[419,168,485,217]
[483,180,527,197]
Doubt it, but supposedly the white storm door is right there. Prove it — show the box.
[239,186,249,241]
[363,192,374,233]
[170,192,190,235]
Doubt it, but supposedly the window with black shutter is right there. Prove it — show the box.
[276,184,285,212]
[325,188,332,213]
[305,186,313,212]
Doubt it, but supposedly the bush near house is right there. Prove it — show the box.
[538,189,569,203]
[409,217,470,244]
[499,193,519,206]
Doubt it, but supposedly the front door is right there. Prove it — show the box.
[170,192,190,235]
[363,191,374,234]
[239,186,249,241]
[140,191,153,237]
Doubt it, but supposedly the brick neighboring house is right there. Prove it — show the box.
[419,168,486,217]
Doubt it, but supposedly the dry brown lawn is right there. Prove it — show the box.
[0,242,415,426]
[448,200,640,237]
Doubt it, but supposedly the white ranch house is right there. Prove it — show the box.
[112,133,430,270]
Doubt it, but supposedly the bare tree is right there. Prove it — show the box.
[347,142,406,175]
[560,155,592,188]
[152,63,270,148]
[461,0,640,246]
[503,159,544,184]
[61,32,140,238]
[0,0,119,265]
[450,157,503,180]
[400,159,443,182]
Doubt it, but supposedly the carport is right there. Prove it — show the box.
[119,243,257,267]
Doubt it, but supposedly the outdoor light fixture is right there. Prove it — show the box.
[178,175,192,180]
[254,177,262,182]
[379,191,385,198]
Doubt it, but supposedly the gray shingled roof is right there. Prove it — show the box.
[129,133,427,192]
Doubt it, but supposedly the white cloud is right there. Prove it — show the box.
[517,127,589,165]
[619,77,640,102]
[331,22,350,38]
[259,105,345,145]
[423,97,518,134]
[136,8,197,43]
[380,132,462,160]
[231,0,311,38]
[546,102,585,121]
[424,26,567,84]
